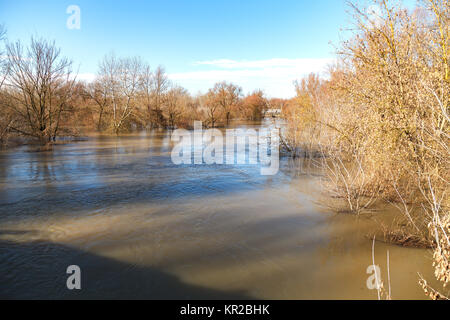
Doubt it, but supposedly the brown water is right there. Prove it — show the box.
[0,122,436,299]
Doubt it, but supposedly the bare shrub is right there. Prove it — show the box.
[319,148,381,214]
[280,0,448,298]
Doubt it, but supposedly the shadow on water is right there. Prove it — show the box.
[0,238,252,300]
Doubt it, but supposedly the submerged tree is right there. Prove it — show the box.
[3,38,76,146]
[208,82,242,126]
[97,54,144,134]
[0,24,13,146]
[241,90,267,121]
[0,24,7,90]
[85,78,110,131]
[149,65,170,127]
[163,85,189,128]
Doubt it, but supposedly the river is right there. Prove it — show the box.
[0,121,435,299]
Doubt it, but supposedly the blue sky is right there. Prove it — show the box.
[0,0,416,98]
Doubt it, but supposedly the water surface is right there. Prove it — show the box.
[0,122,435,299]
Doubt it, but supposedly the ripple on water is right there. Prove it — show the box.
[0,125,438,299]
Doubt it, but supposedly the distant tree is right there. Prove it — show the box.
[0,24,7,90]
[163,85,188,128]
[202,92,222,128]
[241,90,267,120]
[85,78,110,131]
[62,82,94,134]
[139,64,154,126]
[150,65,170,127]
[209,82,242,125]
[98,54,143,134]
[0,24,13,146]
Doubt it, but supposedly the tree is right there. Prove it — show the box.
[3,38,75,146]
[85,78,110,131]
[150,65,170,127]
[0,24,7,90]
[98,54,143,134]
[163,85,188,128]
[209,82,242,125]
[241,90,267,120]
[139,64,154,126]
[203,91,222,128]
[0,24,13,146]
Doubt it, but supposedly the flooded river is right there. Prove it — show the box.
[0,121,435,299]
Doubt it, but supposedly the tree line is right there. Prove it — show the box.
[0,33,270,147]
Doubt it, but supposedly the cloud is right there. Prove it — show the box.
[169,58,334,98]
[76,73,96,82]
[193,58,332,70]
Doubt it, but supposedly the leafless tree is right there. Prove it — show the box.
[0,24,8,90]
[0,24,13,146]
[85,78,110,131]
[163,85,188,128]
[203,91,222,128]
[3,38,76,145]
[209,82,242,125]
[150,65,170,127]
[98,54,144,134]
[139,63,153,126]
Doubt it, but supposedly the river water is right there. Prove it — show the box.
[0,121,436,299]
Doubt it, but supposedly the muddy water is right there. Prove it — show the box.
[0,122,436,299]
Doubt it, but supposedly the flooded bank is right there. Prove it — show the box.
[0,122,436,299]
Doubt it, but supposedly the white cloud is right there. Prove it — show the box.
[169,58,334,98]
[193,58,332,70]
[76,73,96,82]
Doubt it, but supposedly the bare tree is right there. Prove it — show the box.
[0,24,8,90]
[137,65,170,128]
[0,24,13,146]
[241,90,267,120]
[85,77,110,131]
[139,63,153,126]
[202,91,222,128]
[3,38,75,145]
[98,54,143,134]
[150,65,170,127]
[209,82,242,126]
[163,85,188,128]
